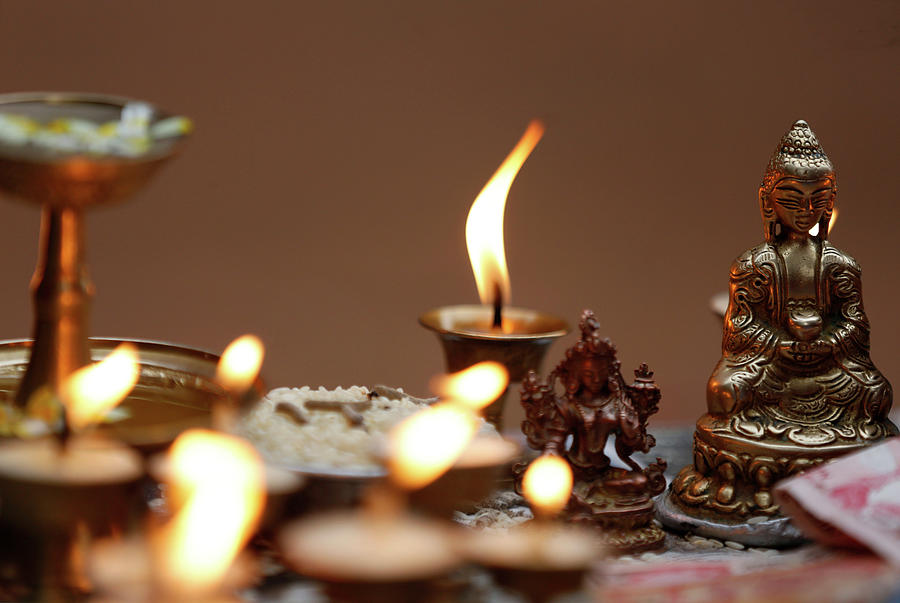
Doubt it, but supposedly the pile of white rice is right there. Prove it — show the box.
[237,385,497,471]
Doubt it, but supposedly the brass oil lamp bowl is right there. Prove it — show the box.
[419,305,567,429]
[0,92,189,409]
[0,436,143,598]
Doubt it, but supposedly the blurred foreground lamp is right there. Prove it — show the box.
[459,453,602,603]
[157,429,265,599]
[277,363,514,601]
[0,343,143,598]
[521,453,573,519]
[419,121,568,429]
[90,429,266,602]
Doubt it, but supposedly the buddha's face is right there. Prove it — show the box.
[770,177,834,235]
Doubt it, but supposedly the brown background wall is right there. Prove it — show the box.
[0,1,897,424]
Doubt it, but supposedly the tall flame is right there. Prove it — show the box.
[216,334,264,392]
[522,454,573,517]
[431,361,508,411]
[465,120,545,312]
[60,343,139,431]
[161,429,265,594]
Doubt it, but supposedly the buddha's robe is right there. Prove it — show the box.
[707,240,893,445]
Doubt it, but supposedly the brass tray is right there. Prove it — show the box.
[0,337,262,452]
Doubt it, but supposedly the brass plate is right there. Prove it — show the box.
[0,337,261,451]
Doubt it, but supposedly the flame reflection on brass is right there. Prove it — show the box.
[809,207,838,237]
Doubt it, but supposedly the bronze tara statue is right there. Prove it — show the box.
[519,310,667,553]
[659,120,898,546]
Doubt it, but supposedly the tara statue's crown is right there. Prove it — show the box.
[567,309,616,361]
[762,119,834,190]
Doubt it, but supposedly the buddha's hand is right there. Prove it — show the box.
[778,338,833,363]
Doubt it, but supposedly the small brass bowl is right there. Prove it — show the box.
[0,92,187,209]
[271,435,520,518]
[148,454,305,535]
[409,436,520,517]
[457,522,604,603]
[419,305,568,428]
[277,464,385,514]
[279,511,462,603]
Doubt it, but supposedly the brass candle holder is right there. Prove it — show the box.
[419,305,568,429]
[423,120,569,430]
[457,451,603,602]
[459,522,603,603]
[408,435,519,517]
[0,436,143,598]
[279,510,462,603]
[0,92,189,409]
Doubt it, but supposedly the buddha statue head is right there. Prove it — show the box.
[759,120,836,243]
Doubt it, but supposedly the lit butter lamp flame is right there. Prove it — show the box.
[60,342,139,432]
[216,334,264,393]
[466,120,545,332]
[158,429,265,597]
[214,334,265,430]
[430,361,508,412]
[389,362,508,490]
[522,454,573,519]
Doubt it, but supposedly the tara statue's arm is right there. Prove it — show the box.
[624,364,659,449]
[520,371,567,452]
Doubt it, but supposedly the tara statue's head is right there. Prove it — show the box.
[559,309,620,397]
[572,356,608,395]
[759,120,836,243]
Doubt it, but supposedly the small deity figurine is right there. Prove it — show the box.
[662,120,898,546]
[519,309,667,552]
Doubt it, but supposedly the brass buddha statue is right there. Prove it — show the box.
[660,120,898,545]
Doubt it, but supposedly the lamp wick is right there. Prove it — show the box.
[492,282,503,328]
